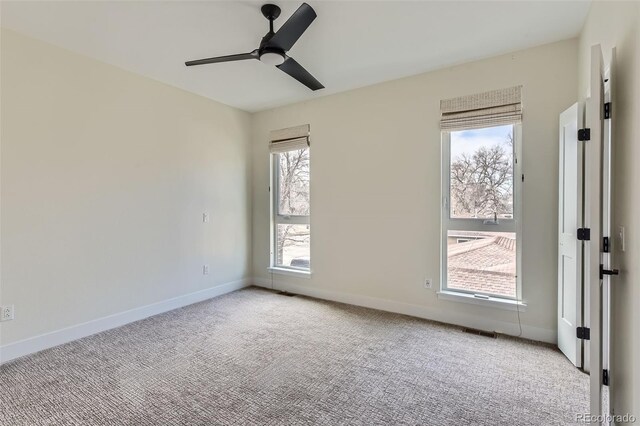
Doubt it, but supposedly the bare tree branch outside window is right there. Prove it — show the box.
[450,132,513,219]
[276,148,310,266]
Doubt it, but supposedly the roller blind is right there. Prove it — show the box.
[269,124,310,153]
[440,86,522,131]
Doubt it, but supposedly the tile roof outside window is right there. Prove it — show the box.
[447,232,516,298]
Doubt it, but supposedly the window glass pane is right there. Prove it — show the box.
[277,148,310,216]
[450,125,513,219]
[276,224,310,269]
[447,230,516,298]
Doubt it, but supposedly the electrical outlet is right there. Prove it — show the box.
[203,212,210,223]
[1,305,14,321]
[424,278,433,289]
[203,265,209,275]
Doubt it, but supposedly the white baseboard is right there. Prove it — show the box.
[0,278,250,365]
[253,277,556,344]
[1,277,555,365]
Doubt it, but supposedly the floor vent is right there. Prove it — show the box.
[463,328,497,338]
[277,291,297,297]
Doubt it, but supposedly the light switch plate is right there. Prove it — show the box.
[1,305,14,321]
[618,226,625,252]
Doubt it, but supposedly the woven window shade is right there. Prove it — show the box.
[440,86,522,131]
[269,124,310,153]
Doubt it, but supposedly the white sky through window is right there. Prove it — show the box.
[450,125,512,159]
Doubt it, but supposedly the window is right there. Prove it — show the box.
[271,146,310,271]
[442,124,521,299]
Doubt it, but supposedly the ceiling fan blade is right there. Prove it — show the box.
[185,50,258,66]
[266,3,317,51]
[277,56,324,91]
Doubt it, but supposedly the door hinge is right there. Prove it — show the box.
[603,369,609,386]
[603,236,610,253]
[577,326,591,340]
[578,128,591,141]
[577,228,591,241]
[604,102,611,119]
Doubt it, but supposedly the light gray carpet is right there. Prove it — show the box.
[0,287,588,425]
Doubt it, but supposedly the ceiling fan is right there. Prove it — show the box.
[185,3,324,91]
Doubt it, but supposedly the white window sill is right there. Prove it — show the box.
[267,267,312,279]
[437,290,526,311]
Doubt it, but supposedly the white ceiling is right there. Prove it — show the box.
[1,1,590,112]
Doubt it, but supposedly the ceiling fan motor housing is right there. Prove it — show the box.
[258,3,286,66]
[259,3,285,64]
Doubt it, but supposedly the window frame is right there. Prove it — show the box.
[440,124,523,302]
[270,148,311,273]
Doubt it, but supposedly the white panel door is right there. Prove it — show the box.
[585,43,604,421]
[601,47,616,416]
[557,102,582,367]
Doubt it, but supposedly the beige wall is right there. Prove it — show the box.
[0,30,252,346]
[251,39,578,342]
[578,1,640,417]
